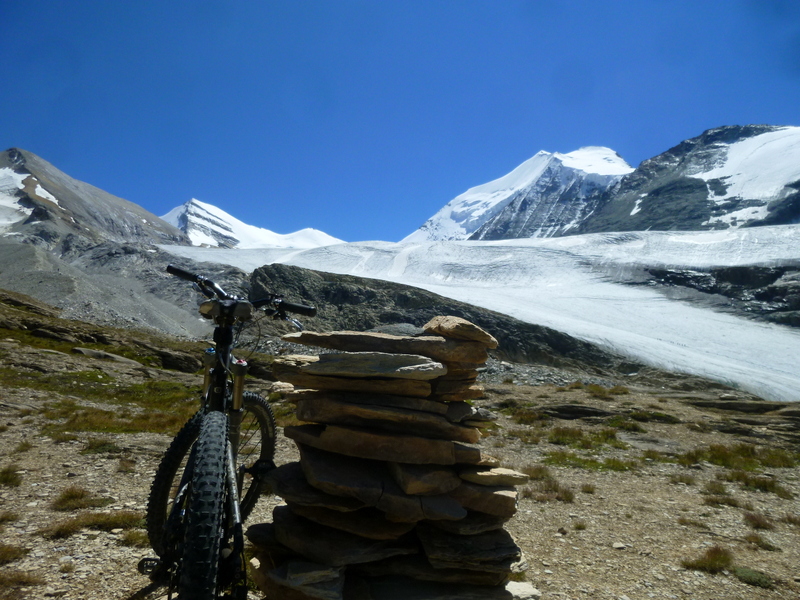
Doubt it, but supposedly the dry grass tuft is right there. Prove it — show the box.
[681,545,733,573]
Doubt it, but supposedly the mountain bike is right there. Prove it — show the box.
[138,264,316,599]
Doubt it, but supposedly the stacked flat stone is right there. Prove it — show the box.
[247,316,533,600]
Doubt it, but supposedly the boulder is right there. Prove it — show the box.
[423,316,499,349]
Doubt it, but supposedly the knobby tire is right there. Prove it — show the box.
[177,411,228,600]
[146,392,276,557]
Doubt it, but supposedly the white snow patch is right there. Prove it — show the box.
[34,184,58,205]
[695,126,800,203]
[0,167,32,230]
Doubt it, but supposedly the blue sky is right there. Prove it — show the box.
[3,1,800,242]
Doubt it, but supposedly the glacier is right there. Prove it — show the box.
[161,224,800,403]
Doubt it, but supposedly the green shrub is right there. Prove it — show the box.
[733,566,773,589]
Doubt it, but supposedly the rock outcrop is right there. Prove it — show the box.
[247,316,536,599]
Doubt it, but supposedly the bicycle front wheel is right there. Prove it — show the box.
[178,411,228,600]
[146,391,276,557]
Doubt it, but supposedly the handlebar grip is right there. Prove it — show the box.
[278,300,317,317]
[166,264,199,282]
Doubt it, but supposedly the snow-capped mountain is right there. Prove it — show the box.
[403,147,633,242]
[162,198,343,249]
[579,125,800,235]
[406,125,800,242]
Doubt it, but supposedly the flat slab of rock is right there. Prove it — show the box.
[263,461,366,512]
[299,445,466,523]
[423,316,499,349]
[366,576,540,600]
[287,504,416,540]
[289,390,449,416]
[276,353,447,380]
[428,511,510,535]
[416,524,523,572]
[283,331,489,364]
[458,467,529,487]
[352,555,509,586]
[272,505,418,566]
[388,462,463,496]
[249,557,345,600]
[450,482,518,517]
[274,368,432,398]
[72,347,142,365]
[286,424,459,465]
[294,396,481,443]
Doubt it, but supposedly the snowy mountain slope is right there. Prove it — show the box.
[162,198,343,249]
[403,147,633,242]
[0,148,187,249]
[579,125,800,234]
[161,224,800,403]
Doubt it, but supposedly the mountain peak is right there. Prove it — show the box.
[162,198,343,249]
[403,147,633,242]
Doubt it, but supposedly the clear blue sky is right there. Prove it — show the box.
[3,1,800,242]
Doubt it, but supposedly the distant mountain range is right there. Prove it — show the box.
[406,125,800,242]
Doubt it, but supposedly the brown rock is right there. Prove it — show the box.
[282,331,489,364]
[388,462,463,496]
[458,467,529,487]
[288,504,416,540]
[274,368,432,398]
[416,523,523,572]
[288,390,448,416]
[263,461,366,512]
[430,384,486,402]
[450,482,518,517]
[423,316,499,349]
[294,396,481,443]
[453,443,500,466]
[286,424,458,465]
[277,352,447,380]
[428,511,510,535]
[249,556,344,600]
[298,445,466,523]
[351,555,509,586]
[272,506,418,566]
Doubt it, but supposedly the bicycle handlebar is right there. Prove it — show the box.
[166,264,317,317]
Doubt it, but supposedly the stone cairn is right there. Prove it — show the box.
[247,316,536,600]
